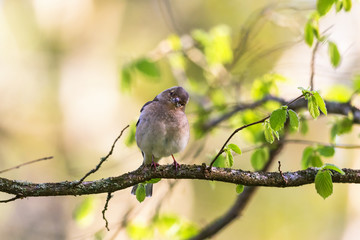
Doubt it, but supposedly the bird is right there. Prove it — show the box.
[131,86,190,197]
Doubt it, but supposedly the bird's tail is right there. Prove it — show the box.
[131,183,153,197]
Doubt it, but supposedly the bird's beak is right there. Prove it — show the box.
[172,97,181,107]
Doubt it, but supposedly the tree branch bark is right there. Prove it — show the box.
[202,98,360,132]
[1,164,360,199]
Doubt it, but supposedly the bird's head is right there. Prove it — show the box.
[156,86,189,110]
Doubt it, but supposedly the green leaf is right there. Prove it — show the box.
[251,74,286,100]
[264,121,275,144]
[192,25,233,65]
[212,154,227,168]
[227,143,242,155]
[331,117,353,141]
[315,170,333,199]
[288,109,299,130]
[300,117,309,135]
[134,58,160,78]
[324,84,352,103]
[251,148,268,171]
[155,214,199,239]
[311,154,323,167]
[270,108,287,131]
[301,146,315,169]
[328,41,341,67]
[236,184,244,194]
[330,124,338,141]
[353,75,360,90]
[226,150,234,167]
[313,92,327,115]
[136,184,146,203]
[343,0,352,11]
[322,163,345,175]
[317,146,335,157]
[73,197,97,226]
[335,0,343,12]
[317,0,335,16]
[304,22,314,47]
[146,178,161,184]
[308,95,320,119]
[121,66,133,91]
[127,223,154,240]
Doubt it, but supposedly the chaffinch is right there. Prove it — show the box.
[131,86,190,197]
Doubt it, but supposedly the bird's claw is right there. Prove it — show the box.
[173,160,180,171]
[150,161,160,169]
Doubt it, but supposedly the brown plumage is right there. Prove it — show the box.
[131,86,190,197]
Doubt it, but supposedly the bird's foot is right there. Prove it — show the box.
[150,161,160,169]
[171,154,180,171]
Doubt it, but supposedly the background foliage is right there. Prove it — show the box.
[0,0,360,239]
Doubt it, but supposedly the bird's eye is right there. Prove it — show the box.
[169,91,175,96]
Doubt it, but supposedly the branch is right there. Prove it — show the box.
[1,164,360,199]
[203,97,360,132]
[0,156,53,174]
[102,192,113,231]
[309,41,320,91]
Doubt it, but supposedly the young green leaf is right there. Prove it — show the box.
[134,58,160,78]
[300,117,309,135]
[212,154,226,168]
[121,66,133,91]
[301,146,315,169]
[335,0,343,12]
[315,170,333,199]
[328,41,341,67]
[251,149,268,171]
[322,163,345,175]
[264,121,275,144]
[317,146,335,157]
[227,143,242,155]
[288,109,300,130]
[311,154,323,167]
[308,95,320,119]
[73,197,97,224]
[304,22,314,47]
[313,91,327,115]
[331,117,353,141]
[136,184,146,203]
[127,223,154,239]
[226,150,234,167]
[270,108,287,131]
[317,0,335,16]
[343,0,352,11]
[236,184,244,194]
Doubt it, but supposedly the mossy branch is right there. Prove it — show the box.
[1,164,360,200]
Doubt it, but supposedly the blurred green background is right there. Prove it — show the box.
[0,0,360,239]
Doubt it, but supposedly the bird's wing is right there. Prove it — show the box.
[136,96,159,127]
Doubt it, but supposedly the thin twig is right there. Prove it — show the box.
[0,156,53,174]
[75,125,129,185]
[309,41,320,91]
[102,192,113,231]
[209,117,269,168]
[283,139,360,149]
[278,161,287,184]
[0,195,22,203]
